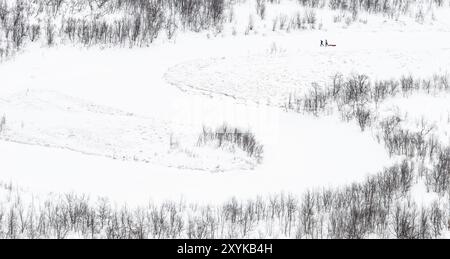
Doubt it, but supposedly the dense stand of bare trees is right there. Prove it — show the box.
[0,156,448,239]
[0,0,228,60]
[198,124,264,162]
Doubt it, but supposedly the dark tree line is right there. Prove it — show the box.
[0,0,227,60]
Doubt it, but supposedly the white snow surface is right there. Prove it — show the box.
[2,7,450,205]
[0,31,396,204]
[0,89,257,172]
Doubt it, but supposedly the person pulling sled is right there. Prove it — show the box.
[320,39,336,47]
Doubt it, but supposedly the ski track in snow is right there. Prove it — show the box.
[165,48,450,106]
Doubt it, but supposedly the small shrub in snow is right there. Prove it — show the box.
[302,83,328,115]
[45,20,55,46]
[0,114,5,133]
[290,12,303,30]
[355,105,372,131]
[304,9,317,28]
[415,7,425,24]
[256,0,266,20]
[271,16,278,31]
[245,14,255,34]
[278,14,288,31]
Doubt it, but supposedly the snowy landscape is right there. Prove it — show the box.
[0,0,449,239]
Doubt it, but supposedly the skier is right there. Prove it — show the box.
[320,40,324,47]
[325,40,329,47]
